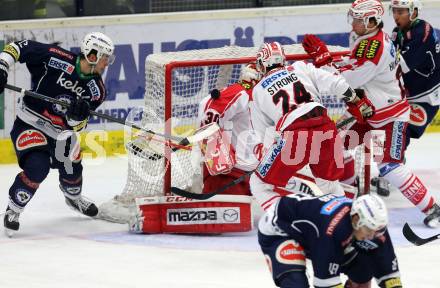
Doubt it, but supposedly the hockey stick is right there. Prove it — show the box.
[171,116,356,200]
[402,223,440,246]
[5,84,219,148]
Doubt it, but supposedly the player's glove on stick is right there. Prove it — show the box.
[0,60,9,94]
[66,97,90,131]
[343,88,375,123]
[67,97,90,121]
[302,34,333,68]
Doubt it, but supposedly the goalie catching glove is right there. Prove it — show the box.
[342,88,375,123]
[302,34,333,68]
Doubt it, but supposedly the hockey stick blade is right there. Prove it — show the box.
[402,223,440,246]
[171,170,253,200]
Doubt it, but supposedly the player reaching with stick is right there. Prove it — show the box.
[0,32,115,236]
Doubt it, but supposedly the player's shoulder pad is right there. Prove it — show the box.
[353,30,384,64]
[409,19,434,44]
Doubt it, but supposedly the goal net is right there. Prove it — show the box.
[98,44,368,224]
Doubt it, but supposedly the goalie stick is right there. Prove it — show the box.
[171,116,356,200]
[5,84,219,148]
[402,223,440,246]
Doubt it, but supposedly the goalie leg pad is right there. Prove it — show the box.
[132,195,253,234]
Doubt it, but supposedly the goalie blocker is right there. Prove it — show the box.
[129,195,253,234]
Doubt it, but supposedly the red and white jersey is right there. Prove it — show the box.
[250,61,350,134]
[335,29,410,128]
[198,83,260,172]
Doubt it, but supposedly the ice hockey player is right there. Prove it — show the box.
[258,193,401,288]
[249,41,374,211]
[196,63,262,196]
[0,32,114,236]
[302,0,440,227]
[390,0,440,145]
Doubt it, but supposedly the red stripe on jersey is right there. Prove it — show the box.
[367,99,410,125]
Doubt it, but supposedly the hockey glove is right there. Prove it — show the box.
[343,88,375,123]
[0,60,9,94]
[66,98,90,132]
[67,97,90,121]
[302,34,333,68]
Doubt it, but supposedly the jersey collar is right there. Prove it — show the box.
[75,57,96,80]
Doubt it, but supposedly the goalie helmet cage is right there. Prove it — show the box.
[98,44,370,223]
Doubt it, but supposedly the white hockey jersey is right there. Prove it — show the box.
[197,83,260,172]
[335,30,410,128]
[250,61,350,135]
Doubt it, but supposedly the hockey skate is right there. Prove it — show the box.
[4,207,20,237]
[370,176,391,197]
[65,196,99,217]
[424,204,440,228]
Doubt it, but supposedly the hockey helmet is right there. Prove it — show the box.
[348,0,385,28]
[390,0,422,20]
[81,32,115,65]
[351,194,388,231]
[256,42,286,74]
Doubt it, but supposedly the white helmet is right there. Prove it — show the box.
[351,194,388,231]
[348,0,385,28]
[256,42,286,74]
[81,32,115,65]
[390,0,422,20]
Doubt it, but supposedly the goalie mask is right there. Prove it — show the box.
[348,0,385,29]
[81,32,115,65]
[256,42,286,75]
[351,194,388,231]
[390,0,422,21]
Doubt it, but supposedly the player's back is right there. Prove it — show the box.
[259,193,353,251]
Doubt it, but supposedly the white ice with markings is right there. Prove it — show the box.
[0,134,439,287]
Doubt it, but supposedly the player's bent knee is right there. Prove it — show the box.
[22,151,51,183]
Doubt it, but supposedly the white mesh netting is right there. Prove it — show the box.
[98,44,350,223]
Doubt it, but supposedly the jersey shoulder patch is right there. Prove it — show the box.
[352,32,384,65]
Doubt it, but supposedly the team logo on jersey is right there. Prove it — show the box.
[275,240,306,265]
[52,94,73,115]
[48,57,75,74]
[320,197,352,215]
[57,72,86,97]
[257,138,286,177]
[390,121,405,160]
[87,79,101,100]
[409,104,427,126]
[16,130,47,151]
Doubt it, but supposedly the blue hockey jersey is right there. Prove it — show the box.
[259,193,354,287]
[2,40,106,139]
[392,19,440,104]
